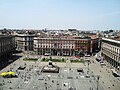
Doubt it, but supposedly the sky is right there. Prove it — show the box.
[0,0,120,30]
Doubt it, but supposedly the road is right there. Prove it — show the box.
[88,56,120,90]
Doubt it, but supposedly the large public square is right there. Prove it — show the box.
[0,55,120,90]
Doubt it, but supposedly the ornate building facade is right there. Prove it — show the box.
[101,38,120,74]
[34,35,99,56]
[16,34,36,51]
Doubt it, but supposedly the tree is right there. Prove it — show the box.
[42,58,45,61]
[61,58,64,62]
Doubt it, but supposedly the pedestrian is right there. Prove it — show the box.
[112,84,114,86]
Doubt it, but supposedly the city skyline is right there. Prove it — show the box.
[0,0,120,30]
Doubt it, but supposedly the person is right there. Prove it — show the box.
[24,63,26,66]
[50,56,52,61]
[112,84,114,86]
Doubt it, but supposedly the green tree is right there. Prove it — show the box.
[61,58,64,62]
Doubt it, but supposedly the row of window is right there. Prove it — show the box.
[24,42,33,46]
[102,43,120,54]
[35,45,74,49]
[102,48,119,62]
[0,43,13,53]
[35,40,89,43]
[0,41,11,46]
[24,37,33,41]
[0,37,14,55]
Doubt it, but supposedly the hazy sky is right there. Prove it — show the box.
[0,0,120,30]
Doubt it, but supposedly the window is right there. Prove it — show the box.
[25,42,27,45]
[25,37,27,40]
[72,46,73,48]
[25,46,27,50]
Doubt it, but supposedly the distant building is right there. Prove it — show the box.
[0,35,15,61]
[101,38,120,74]
[16,34,36,51]
[88,35,99,52]
[34,35,99,56]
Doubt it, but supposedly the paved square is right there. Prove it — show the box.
[0,56,120,90]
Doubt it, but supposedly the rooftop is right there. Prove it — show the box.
[102,38,120,44]
[0,35,13,39]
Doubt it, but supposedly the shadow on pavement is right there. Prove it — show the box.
[0,55,22,70]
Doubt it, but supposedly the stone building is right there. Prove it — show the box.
[101,38,120,74]
[34,35,99,56]
[16,34,36,51]
[0,35,15,61]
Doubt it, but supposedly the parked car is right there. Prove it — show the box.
[85,54,91,57]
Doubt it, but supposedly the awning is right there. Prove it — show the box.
[0,72,8,76]
[7,71,15,75]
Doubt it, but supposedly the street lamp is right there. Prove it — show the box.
[87,61,90,74]
[96,75,100,90]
